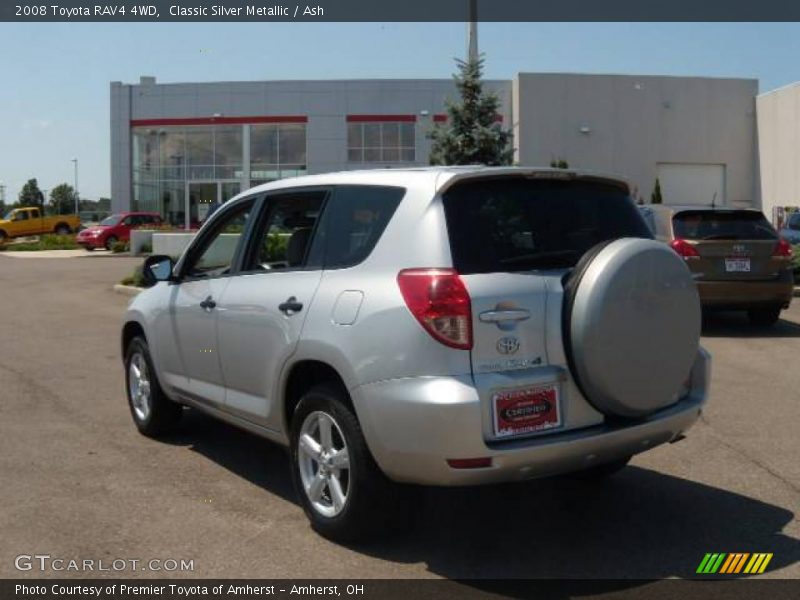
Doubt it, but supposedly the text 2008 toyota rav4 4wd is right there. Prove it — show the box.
[122,167,710,541]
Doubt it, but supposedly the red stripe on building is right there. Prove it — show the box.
[433,114,504,123]
[130,115,308,127]
[346,114,417,123]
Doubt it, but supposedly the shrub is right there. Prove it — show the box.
[264,233,289,261]
[111,240,129,253]
[0,234,79,252]
[140,242,153,254]
[792,245,800,278]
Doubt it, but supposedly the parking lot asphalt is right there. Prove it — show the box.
[0,255,798,582]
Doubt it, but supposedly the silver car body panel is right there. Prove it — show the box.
[123,166,710,485]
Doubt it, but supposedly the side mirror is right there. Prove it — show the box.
[142,255,175,286]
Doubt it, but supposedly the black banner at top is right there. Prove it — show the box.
[4,0,800,22]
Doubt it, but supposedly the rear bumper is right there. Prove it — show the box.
[353,349,711,486]
[697,275,793,309]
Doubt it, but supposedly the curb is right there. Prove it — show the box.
[113,284,142,297]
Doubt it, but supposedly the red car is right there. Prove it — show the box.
[76,212,162,251]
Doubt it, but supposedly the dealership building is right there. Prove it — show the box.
[110,72,760,227]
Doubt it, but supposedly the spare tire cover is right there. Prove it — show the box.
[566,238,701,418]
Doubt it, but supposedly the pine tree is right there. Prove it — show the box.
[429,56,513,166]
[651,178,664,204]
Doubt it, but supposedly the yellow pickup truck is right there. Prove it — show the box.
[0,207,81,243]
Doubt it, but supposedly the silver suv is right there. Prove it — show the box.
[122,167,710,541]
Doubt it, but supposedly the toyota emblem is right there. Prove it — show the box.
[496,336,520,355]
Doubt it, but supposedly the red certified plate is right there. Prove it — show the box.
[492,385,561,438]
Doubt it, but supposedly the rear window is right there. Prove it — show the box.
[442,177,651,273]
[673,210,777,241]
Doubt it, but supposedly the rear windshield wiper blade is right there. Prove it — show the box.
[499,250,578,267]
[700,234,740,241]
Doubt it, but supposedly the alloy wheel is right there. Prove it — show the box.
[297,411,351,518]
[128,352,152,422]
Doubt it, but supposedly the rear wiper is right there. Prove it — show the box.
[700,234,739,241]
[500,250,578,267]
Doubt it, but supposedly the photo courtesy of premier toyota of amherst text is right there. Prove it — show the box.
[0,2,799,599]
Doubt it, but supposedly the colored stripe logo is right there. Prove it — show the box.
[697,553,773,574]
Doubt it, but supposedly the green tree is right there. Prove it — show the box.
[429,56,513,166]
[0,200,6,216]
[651,178,664,204]
[17,178,44,208]
[49,183,77,215]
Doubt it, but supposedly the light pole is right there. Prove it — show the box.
[467,0,478,62]
[71,158,79,215]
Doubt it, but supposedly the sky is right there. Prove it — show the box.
[1,22,800,203]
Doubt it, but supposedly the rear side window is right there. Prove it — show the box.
[443,177,651,273]
[673,210,777,241]
[639,207,656,234]
[314,185,404,269]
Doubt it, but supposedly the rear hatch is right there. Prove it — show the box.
[672,210,783,281]
[441,174,652,439]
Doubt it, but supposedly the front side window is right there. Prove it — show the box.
[243,191,327,272]
[183,200,255,278]
[347,121,415,163]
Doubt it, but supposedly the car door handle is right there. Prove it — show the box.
[199,296,216,310]
[278,296,303,315]
[478,308,531,323]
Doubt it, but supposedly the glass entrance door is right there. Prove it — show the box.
[186,181,241,229]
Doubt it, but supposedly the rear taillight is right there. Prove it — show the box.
[670,238,700,259]
[773,238,793,258]
[397,268,472,350]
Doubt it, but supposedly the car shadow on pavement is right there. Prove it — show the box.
[163,410,799,583]
[702,310,800,338]
[161,409,297,504]
[355,469,799,580]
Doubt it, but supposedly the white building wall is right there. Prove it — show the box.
[111,73,760,213]
[513,73,758,207]
[757,83,800,223]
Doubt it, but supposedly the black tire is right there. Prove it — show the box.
[0,230,7,244]
[571,456,631,480]
[54,224,71,235]
[124,336,182,437]
[748,306,781,327]
[105,235,118,251]
[290,383,411,542]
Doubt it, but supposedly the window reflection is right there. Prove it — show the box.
[131,122,306,225]
[347,121,415,163]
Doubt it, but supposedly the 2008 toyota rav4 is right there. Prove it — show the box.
[122,167,710,541]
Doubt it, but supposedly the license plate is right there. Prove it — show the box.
[492,384,561,438]
[725,258,751,272]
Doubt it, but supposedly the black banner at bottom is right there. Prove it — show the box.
[1,580,799,600]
